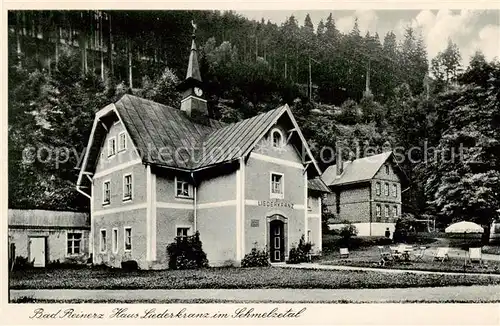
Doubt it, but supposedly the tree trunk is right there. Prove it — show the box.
[99,12,104,81]
[128,39,133,89]
[108,13,113,79]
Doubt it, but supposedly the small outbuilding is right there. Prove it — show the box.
[8,209,90,267]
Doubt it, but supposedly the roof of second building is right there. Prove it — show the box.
[308,177,331,193]
[8,209,89,229]
[322,152,393,186]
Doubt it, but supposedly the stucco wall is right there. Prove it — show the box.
[93,208,147,269]
[155,207,194,266]
[197,171,237,203]
[197,206,237,266]
[8,228,90,263]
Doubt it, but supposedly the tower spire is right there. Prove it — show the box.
[186,20,202,82]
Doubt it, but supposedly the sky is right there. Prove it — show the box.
[236,10,500,64]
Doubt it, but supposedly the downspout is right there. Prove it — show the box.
[191,172,197,232]
[76,185,91,200]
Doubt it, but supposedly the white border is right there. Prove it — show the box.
[94,158,142,179]
[250,152,303,169]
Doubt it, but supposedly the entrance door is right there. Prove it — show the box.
[269,220,285,262]
[29,237,46,267]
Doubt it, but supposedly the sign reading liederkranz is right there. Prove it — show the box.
[257,200,294,209]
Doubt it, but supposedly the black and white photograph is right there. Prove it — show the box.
[3,5,500,322]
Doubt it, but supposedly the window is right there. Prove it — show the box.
[385,183,389,196]
[176,227,190,240]
[112,228,118,253]
[118,132,127,152]
[270,172,284,199]
[103,181,110,205]
[175,177,192,198]
[385,205,389,218]
[307,197,312,211]
[123,174,133,201]
[307,230,312,242]
[376,182,381,196]
[67,232,82,255]
[124,227,132,251]
[392,184,397,197]
[271,129,283,147]
[108,137,116,157]
[385,164,390,174]
[100,229,107,252]
[376,204,381,217]
[393,205,398,218]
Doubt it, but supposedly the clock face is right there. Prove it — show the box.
[194,87,203,97]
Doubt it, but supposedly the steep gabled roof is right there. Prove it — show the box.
[77,95,323,195]
[115,94,223,169]
[322,152,395,186]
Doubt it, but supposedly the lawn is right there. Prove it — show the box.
[320,234,500,274]
[9,266,500,290]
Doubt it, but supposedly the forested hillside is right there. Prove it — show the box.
[7,10,500,230]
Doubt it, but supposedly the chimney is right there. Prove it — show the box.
[177,20,209,125]
[336,146,344,177]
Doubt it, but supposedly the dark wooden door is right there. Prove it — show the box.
[270,220,285,262]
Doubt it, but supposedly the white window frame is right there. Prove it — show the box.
[175,176,193,199]
[376,204,381,217]
[393,205,398,218]
[123,173,133,201]
[124,227,132,252]
[112,228,118,254]
[307,197,312,211]
[270,172,284,199]
[176,225,191,240]
[385,182,389,196]
[376,182,381,196]
[102,180,111,205]
[385,164,390,174]
[100,229,107,253]
[118,132,127,152]
[385,205,390,218]
[270,128,284,148]
[66,231,82,256]
[108,137,116,157]
[392,184,397,197]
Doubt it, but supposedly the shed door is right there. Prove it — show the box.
[30,237,46,267]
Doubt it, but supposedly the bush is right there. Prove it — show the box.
[338,221,358,248]
[166,231,209,270]
[121,260,139,271]
[12,256,33,271]
[241,245,270,267]
[286,235,313,264]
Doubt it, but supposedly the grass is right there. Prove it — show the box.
[9,265,500,290]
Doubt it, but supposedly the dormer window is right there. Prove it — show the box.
[385,164,390,174]
[271,129,283,148]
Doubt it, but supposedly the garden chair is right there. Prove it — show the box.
[413,246,427,262]
[389,246,403,261]
[433,247,449,262]
[377,246,394,266]
[466,247,486,268]
[339,248,349,259]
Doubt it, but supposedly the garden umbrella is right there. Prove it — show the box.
[445,221,484,265]
[445,221,484,233]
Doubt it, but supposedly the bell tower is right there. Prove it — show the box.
[177,20,208,124]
